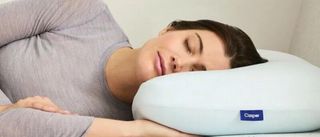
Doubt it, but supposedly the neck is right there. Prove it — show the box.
[104,47,140,104]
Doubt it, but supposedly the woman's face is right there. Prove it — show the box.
[135,29,230,83]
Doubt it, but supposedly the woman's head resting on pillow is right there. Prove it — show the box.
[106,20,268,104]
[135,20,268,82]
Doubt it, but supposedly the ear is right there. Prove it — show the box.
[158,26,174,36]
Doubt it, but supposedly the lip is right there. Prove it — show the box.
[156,51,166,76]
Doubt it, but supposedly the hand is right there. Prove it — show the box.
[4,96,76,115]
[134,119,200,137]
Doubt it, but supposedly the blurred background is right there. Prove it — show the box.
[105,0,320,67]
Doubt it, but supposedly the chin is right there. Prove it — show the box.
[141,68,158,82]
[136,44,159,83]
[135,63,156,84]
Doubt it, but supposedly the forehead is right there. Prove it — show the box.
[192,30,231,70]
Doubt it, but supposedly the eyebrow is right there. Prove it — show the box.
[195,33,203,54]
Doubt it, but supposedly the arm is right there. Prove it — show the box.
[0,93,197,137]
[0,108,94,137]
[1,96,74,114]
[0,0,109,136]
[86,118,198,137]
[0,89,94,137]
[0,0,105,47]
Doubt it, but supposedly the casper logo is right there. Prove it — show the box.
[240,110,264,121]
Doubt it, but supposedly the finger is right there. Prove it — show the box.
[31,102,46,110]
[42,106,60,112]
[40,97,60,109]
[57,110,72,115]
[33,97,71,114]
[33,104,70,115]
[31,102,60,113]
[15,99,30,108]
[31,96,60,108]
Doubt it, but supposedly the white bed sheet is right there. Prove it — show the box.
[215,129,320,137]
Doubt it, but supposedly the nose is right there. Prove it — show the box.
[171,57,178,72]
[170,56,196,73]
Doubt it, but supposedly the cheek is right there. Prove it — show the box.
[135,40,158,83]
[159,36,177,47]
[134,35,182,82]
[157,36,183,54]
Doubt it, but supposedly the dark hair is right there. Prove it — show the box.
[167,20,268,68]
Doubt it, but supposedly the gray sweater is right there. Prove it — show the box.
[0,0,132,136]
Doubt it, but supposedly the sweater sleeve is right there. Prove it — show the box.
[0,0,106,136]
[1,89,95,137]
[0,0,106,47]
[0,108,94,137]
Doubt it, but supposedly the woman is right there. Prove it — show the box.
[0,0,267,136]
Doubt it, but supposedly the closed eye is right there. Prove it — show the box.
[184,39,192,55]
[194,64,207,71]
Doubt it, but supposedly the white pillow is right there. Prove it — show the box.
[132,49,320,136]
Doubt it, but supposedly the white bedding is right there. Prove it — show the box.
[216,129,320,137]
